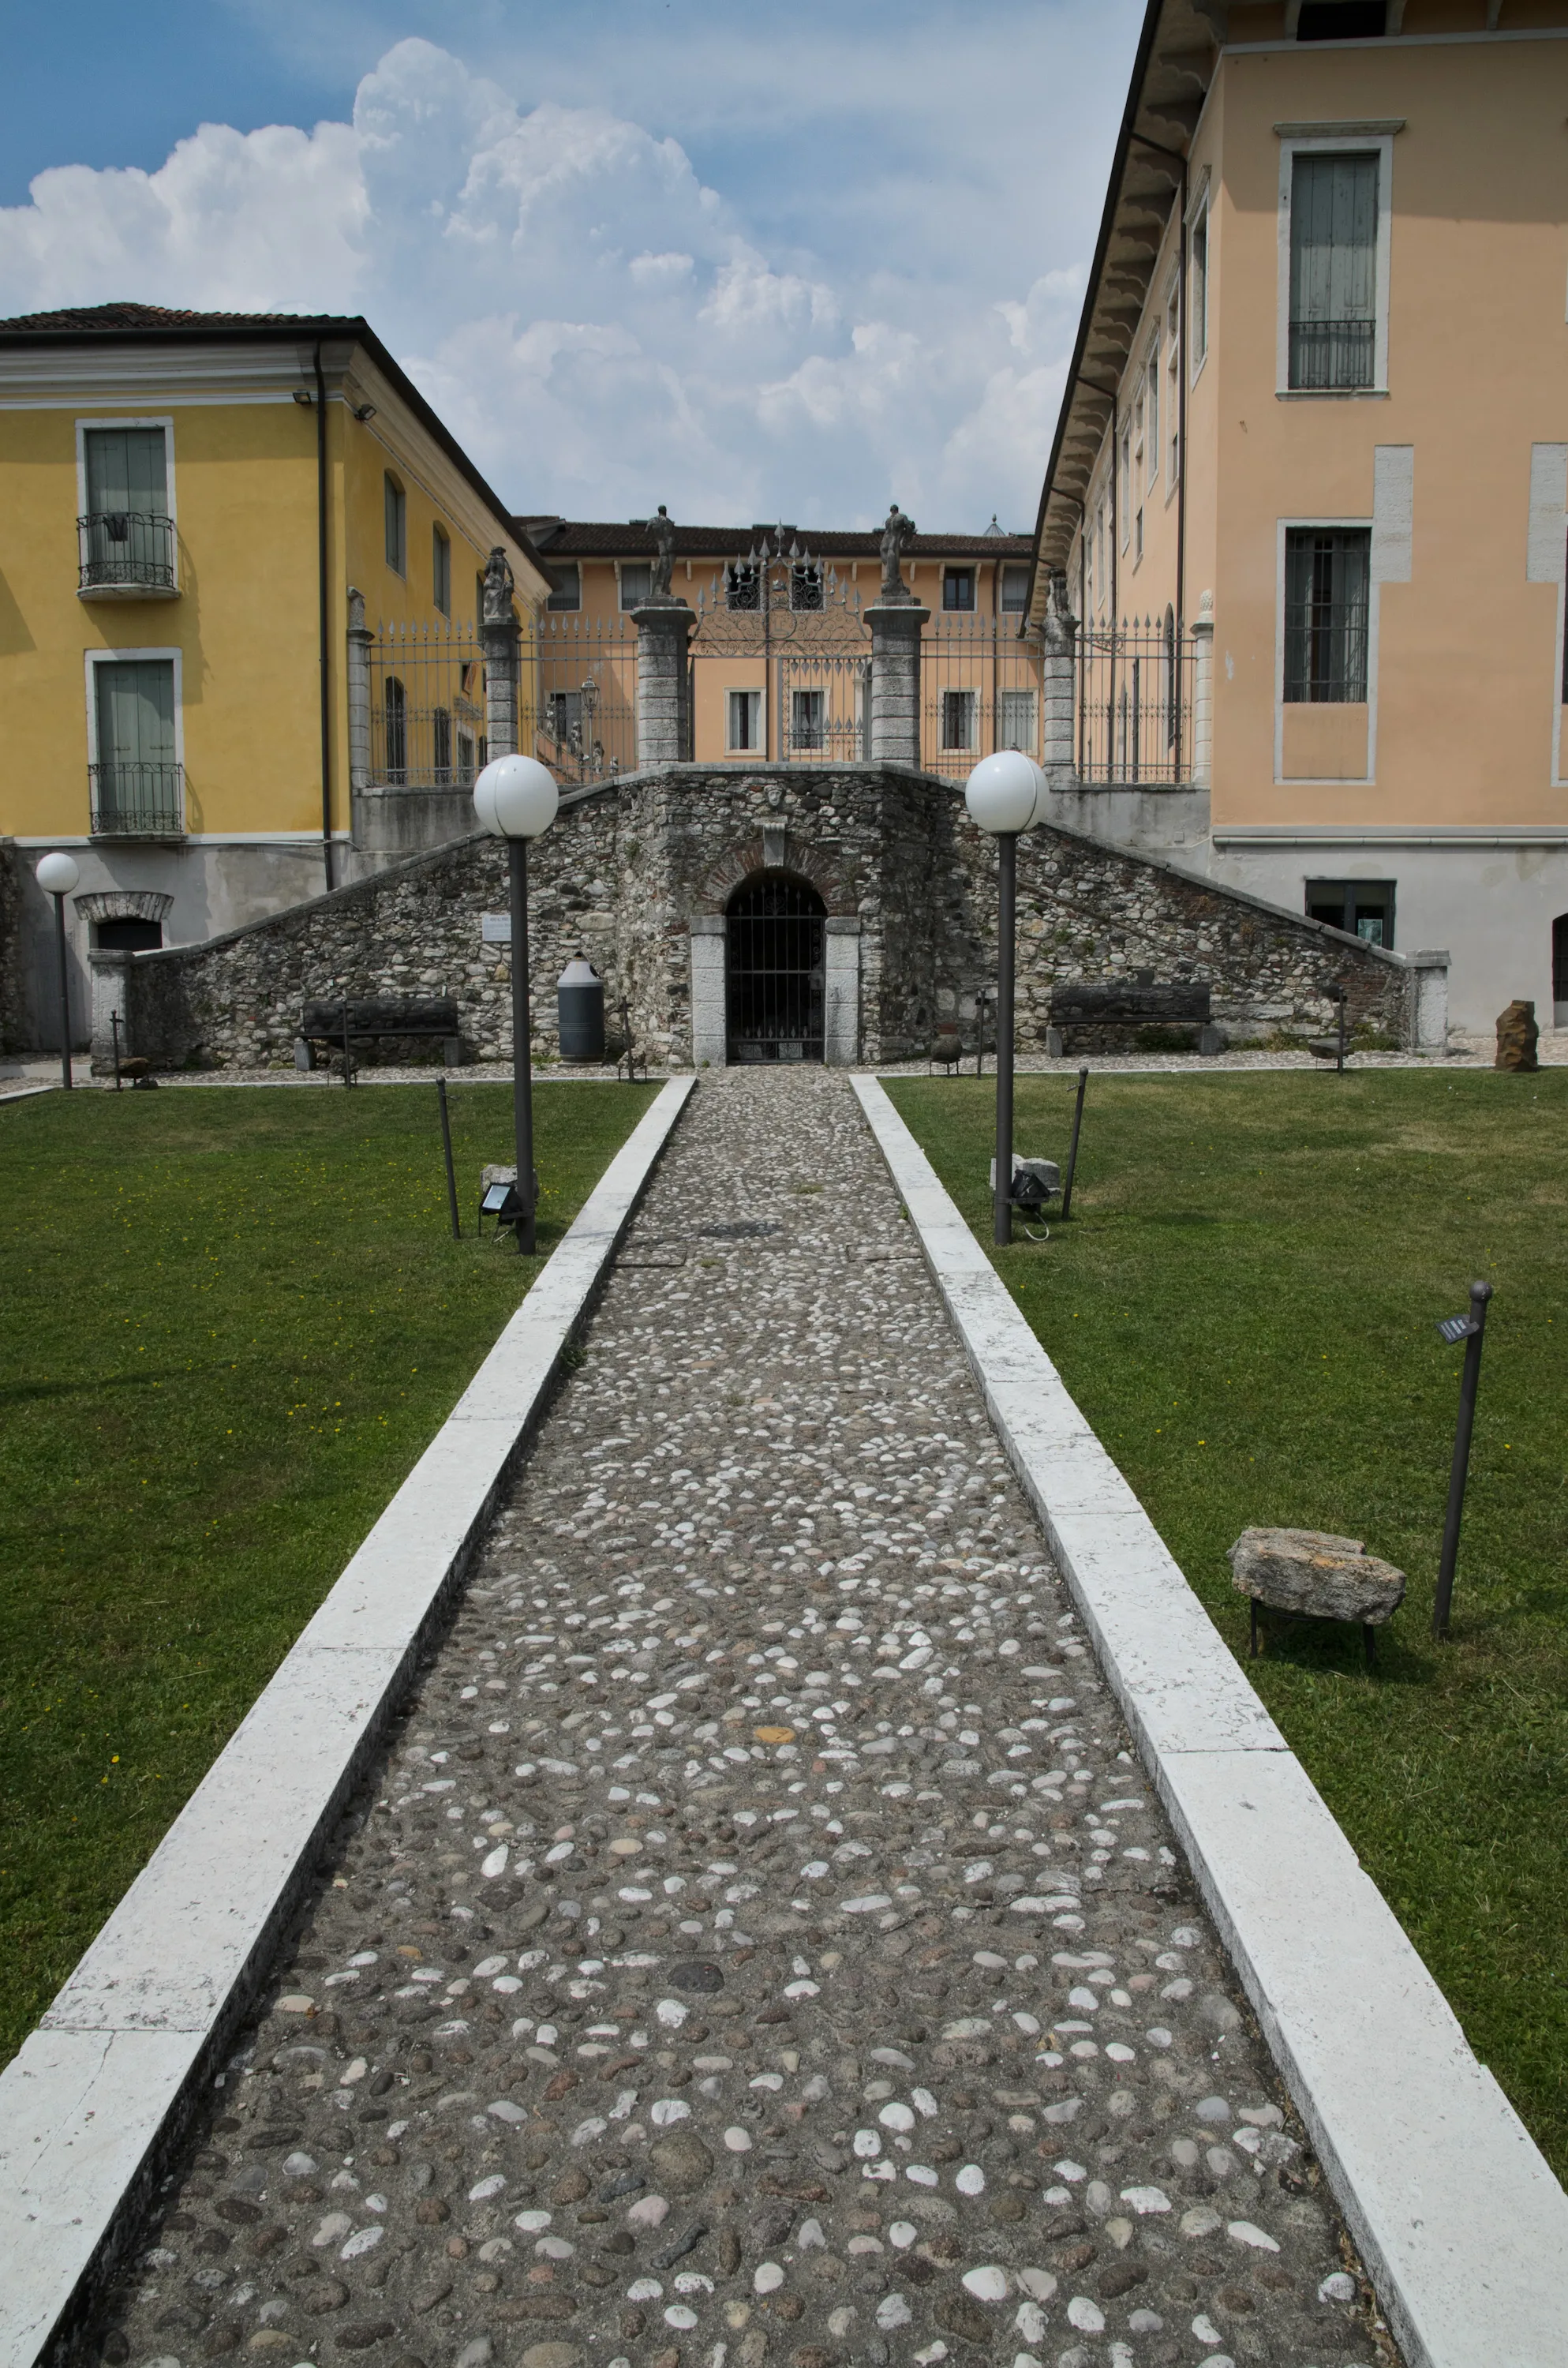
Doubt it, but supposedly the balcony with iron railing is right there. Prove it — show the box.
[77,510,178,597]
[1288,317,1375,392]
[89,762,186,838]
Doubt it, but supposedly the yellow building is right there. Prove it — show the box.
[1026,0,1568,1031]
[0,302,548,1051]
[517,516,1040,781]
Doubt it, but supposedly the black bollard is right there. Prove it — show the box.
[1061,1066,1089,1220]
[1431,1280,1493,1640]
[437,1076,460,1240]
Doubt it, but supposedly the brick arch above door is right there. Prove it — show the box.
[694,823,855,917]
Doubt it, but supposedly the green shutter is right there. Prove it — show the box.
[1289,152,1378,388]
[95,661,175,766]
[84,427,167,515]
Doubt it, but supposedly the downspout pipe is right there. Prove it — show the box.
[313,339,334,893]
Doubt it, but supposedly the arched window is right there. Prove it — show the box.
[384,473,406,575]
[384,676,406,782]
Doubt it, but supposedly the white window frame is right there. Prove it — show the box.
[1146,332,1161,493]
[998,687,1038,757]
[75,417,178,525]
[1165,281,1181,500]
[84,645,186,782]
[725,687,765,754]
[941,564,977,613]
[432,522,451,616]
[1188,173,1211,386]
[384,471,407,577]
[617,560,653,611]
[1276,131,1395,398]
[1119,425,1132,551]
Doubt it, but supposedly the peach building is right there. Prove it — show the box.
[1025,0,1568,1031]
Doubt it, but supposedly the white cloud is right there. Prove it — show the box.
[0,22,1132,529]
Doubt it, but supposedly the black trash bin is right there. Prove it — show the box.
[557,952,606,1062]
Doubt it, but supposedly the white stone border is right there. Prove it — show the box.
[851,1073,1568,2368]
[0,1077,694,2368]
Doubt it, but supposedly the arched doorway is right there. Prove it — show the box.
[726,874,826,1062]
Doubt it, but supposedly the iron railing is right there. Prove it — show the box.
[1288,317,1375,392]
[89,761,185,837]
[920,615,1046,780]
[77,511,177,594]
[1076,616,1196,785]
[367,617,638,789]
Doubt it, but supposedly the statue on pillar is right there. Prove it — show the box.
[878,503,917,601]
[481,547,515,627]
[1043,568,1077,654]
[646,504,676,600]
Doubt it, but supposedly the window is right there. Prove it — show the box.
[91,658,181,834]
[999,690,1037,755]
[547,560,581,613]
[432,526,451,616]
[96,916,163,952]
[727,563,761,613]
[791,562,824,613]
[1000,564,1031,614]
[1285,529,1371,703]
[1120,428,1132,548]
[1191,199,1209,371]
[432,706,453,782]
[619,562,652,609]
[1132,392,1146,562]
[1095,501,1106,610]
[384,474,406,575]
[1166,290,1181,484]
[940,689,977,752]
[1146,335,1160,490]
[789,688,825,752]
[943,568,975,613]
[1306,879,1395,948]
[728,689,763,751]
[1289,152,1378,391]
[384,676,407,781]
[80,425,174,591]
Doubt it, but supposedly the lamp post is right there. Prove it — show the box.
[965,751,1043,1246]
[473,754,559,1253]
[35,851,80,1090]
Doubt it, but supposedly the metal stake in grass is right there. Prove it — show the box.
[1432,1280,1493,1640]
[437,1076,460,1240]
[1060,1066,1089,1220]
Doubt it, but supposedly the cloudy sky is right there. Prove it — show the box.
[0,1,1143,532]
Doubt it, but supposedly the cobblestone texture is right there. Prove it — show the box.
[96,1071,1392,2368]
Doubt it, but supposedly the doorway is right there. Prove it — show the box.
[726,874,825,1062]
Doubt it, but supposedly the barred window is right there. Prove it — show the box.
[727,563,761,612]
[789,688,825,751]
[384,676,407,779]
[791,563,824,613]
[941,689,977,751]
[1289,152,1378,391]
[1284,528,1370,703]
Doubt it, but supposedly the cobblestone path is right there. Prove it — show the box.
[103,1070,1389,2368]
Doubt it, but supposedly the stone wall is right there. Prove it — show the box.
[114,762,1417,1073]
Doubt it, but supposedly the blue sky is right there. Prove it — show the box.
[0,1,1144,529]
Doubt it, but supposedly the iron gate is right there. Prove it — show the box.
[726,876,826,1062]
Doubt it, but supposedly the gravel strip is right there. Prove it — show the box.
[95,1068,1394,2368]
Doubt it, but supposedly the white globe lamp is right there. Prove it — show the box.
[473,753,559,842]
[36,851,81,1089]
[36,849,80,897]
[964,748,1042,837]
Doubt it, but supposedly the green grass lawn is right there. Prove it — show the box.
[0,1077,656,2066]
[889,1069,1568,2179]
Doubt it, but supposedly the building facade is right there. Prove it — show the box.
[515,515,1041,784]
[0,304,548,1052]
[1026,0,1568,1031]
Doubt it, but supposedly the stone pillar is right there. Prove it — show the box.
[690,916,727,1068]
[1040,571,1077,787]
[824,919,861,1066]
[89,950,133,1073]
[866,598,930,768]
[1191,590,1214,790]
[346,586,373,790]
[633,600,696,766]
[1409,949,1450,1052]
[482,613,520,762]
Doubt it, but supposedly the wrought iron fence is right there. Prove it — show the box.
[89,761,185,837]
[1075,615,1196,786]
[920,616,1046,781]
[1288,317,1375,392]
[366,617,638,789]
[77,510,177,594]
[777,654,870,762]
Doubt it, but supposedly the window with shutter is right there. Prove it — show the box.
[80,427,174,590]
[1289,152,1379,390]
[432,525,451,615]
[92,658,181,832]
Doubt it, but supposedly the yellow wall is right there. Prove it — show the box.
[0,341,544,847]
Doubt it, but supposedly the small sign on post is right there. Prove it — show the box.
[1431,1280,1493,1640]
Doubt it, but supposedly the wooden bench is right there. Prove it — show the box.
[295,997,462,1073]
[1046,976,1226,1057]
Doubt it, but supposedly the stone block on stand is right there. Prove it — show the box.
[1228,1527,1406,1626]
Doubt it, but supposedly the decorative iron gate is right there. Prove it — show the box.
[726,876,826,1062]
